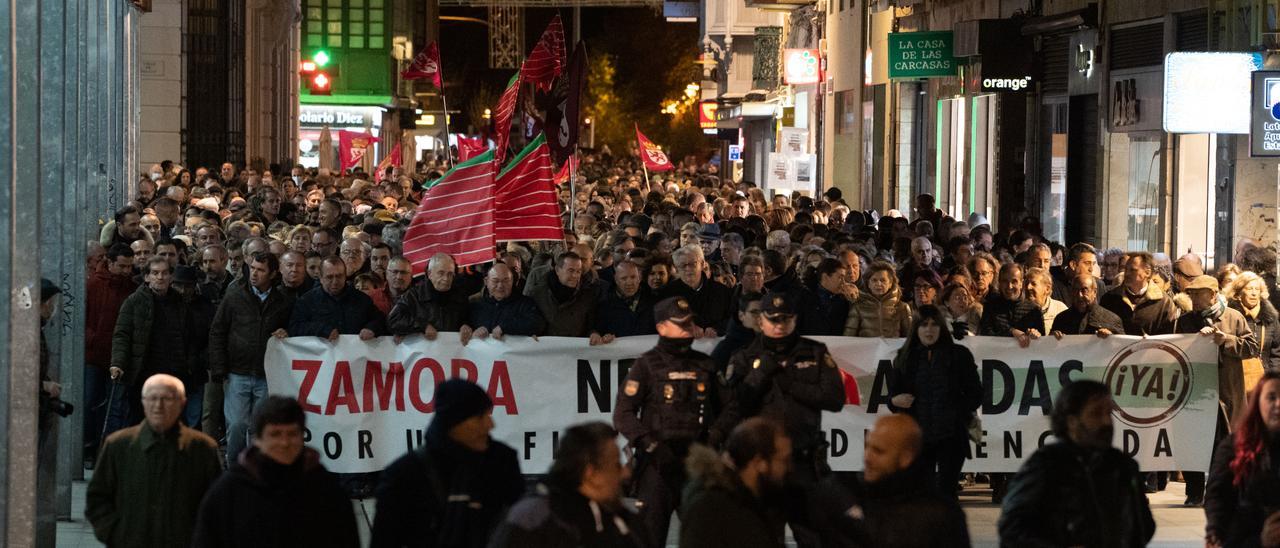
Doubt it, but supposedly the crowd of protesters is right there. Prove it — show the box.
[38,149,1280,547]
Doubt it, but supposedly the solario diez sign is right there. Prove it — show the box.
[1250,70,1280,157]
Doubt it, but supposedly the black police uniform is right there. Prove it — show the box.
[613,297,724,548]
[724,291,845,548]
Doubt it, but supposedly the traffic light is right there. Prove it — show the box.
[301,51,335,96]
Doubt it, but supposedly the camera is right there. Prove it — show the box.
[44,397,74,418]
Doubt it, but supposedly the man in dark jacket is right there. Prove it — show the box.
[999,380,1155,547]
[388,252,471,341]
[372,380,523,548]
[613,296,724,546]
[85,244,137,455]
[488,422,645,548]
[725,291,846,548]
[192,396,358,548]
[288,257,386,340]
[197,244,233,310]
[525,251,599,337]
[813,414,971,547]
[679,418,790,548]
[594,259,656,341]
[86,374,222,548]
[111,257,193,424]
[173,265,215,429]
[801,258,853,336]
[468,262,545,339]
[1051,273,1125,337]
[1099,251,1179,336]
[711,291,764,370]
[979,263,1045,347]
[210,252,295,462]
[277,250,316,300]
[655,245,733,336]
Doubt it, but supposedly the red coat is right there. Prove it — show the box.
[85,271,136,367]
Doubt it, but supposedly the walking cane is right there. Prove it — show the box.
[97,379,121,453]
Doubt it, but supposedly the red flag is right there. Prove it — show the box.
[402,150,497,269]
[635,126,674,172]
[401,41,443,88]
[375,142,402,174]
[492,73,521,165]
[520,15,565,92]
[495,134,562,242]
[457,136,487,162]
[553,154,577,185]
[339,130,380,172]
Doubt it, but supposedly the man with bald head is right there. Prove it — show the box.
[388,252,472,342]
[815,414,970,547]
[86,374,221,547]
[468,262,545,340]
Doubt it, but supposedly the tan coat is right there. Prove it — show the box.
[845,289,913,338]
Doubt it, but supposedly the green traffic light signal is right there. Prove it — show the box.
[313,50,331,67]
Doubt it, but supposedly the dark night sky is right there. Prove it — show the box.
[438,6,700,130]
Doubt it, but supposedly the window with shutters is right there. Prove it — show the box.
[1109,21,1164,70]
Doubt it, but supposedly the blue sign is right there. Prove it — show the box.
[728,145,741,161]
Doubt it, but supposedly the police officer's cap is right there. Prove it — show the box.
[759,291,797,321]
[654,296,696,327]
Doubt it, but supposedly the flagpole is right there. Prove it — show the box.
[641,158,651,189]
[568,148,577,226]
[440,93,454,170]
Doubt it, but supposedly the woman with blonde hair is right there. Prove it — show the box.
[1226,271,1280,371]
[845,260,912,337]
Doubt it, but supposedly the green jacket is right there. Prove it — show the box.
[110,285,190,386]
[86,421,222,548]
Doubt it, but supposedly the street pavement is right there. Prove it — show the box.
[56,473,1207,548]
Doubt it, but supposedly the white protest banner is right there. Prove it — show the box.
[265,334,1218,475]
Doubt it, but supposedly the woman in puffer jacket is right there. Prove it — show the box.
[844,260,912,338]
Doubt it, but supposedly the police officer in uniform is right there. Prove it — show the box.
[613,296,724,548]
[725,291,845,548]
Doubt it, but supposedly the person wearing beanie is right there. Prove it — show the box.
[370,379,523,548]
[613,296,726,547]
[724,290,846,547]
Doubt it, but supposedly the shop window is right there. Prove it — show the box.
[1126,136,1162,251]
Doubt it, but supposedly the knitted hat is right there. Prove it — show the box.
[427,379,493,437]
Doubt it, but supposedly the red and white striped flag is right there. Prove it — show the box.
[495,133,563,242]
[520,15,565,92]
[492,73,521,165]
[402,150,497,269]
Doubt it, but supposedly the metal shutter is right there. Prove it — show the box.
[1110,22,1164,70]
[1040,34,1070,96]
[1176,9,1208,51]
